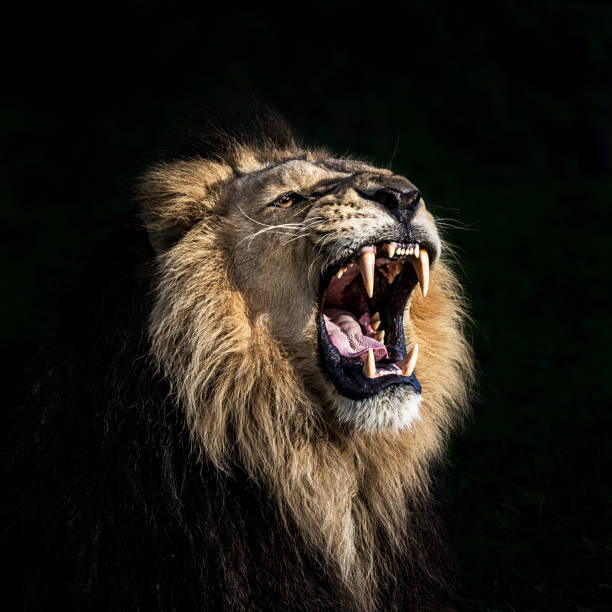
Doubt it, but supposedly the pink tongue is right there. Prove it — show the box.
[323,308,388,363]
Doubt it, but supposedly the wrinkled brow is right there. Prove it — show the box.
[307,175,356,197]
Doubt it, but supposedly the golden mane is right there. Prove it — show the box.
[139,136,474,608]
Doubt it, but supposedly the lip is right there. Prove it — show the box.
[322,231,439,279]
[316,240,426,401]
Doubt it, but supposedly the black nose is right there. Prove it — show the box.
[373,187,421,212]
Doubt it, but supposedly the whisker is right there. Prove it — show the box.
[384,127,400,170]
[238,215,327,250]
[434,217,475,231]
[238,227,298,247]
[307,253,325,289]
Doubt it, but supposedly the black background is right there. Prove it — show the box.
[2,3,611,610]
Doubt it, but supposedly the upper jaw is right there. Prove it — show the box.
[321,222,440,281]
[319,221,440,297]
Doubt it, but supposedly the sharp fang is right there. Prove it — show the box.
[398,344,418,377]
[358,247,376,298]
[374,330,385,342]
[371,311,380,323]
[371,320,381,331]
[415,249,429,297]
[364,349,376,378]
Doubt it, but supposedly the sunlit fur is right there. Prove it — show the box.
[137,119,474,609]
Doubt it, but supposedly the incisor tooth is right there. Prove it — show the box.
[358,247,376,298]
[397,344,418,377]
[374,330,385,342]
[414,243,420,258]
[384,242,397,258]
[336,266,346,279]
[364,349,376,378]
[371,311,380,323]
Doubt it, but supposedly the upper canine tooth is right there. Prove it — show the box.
[364,348,376,378]
[358,246,376,298]
[415,249,429,297]
[398,344,418,377]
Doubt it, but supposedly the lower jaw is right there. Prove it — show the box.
[317,310,422,401]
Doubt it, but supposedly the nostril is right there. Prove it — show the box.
[374,187,421,211]
[402,188,421,209]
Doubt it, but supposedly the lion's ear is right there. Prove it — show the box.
[136,159,233,254]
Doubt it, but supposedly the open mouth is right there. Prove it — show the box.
[317,241,430,400]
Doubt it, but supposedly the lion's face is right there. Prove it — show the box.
[220,157,441,432]
[140,124,471,597]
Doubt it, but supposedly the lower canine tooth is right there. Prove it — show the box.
[358,247,376,298]
[398,344,419,377]
[364,348,376,378]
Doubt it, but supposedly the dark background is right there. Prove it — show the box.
[2,3,611,610]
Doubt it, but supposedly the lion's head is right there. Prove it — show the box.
[137,114,473,602]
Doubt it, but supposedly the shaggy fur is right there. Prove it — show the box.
[4,113,474,611]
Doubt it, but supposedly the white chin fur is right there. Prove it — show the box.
[333,387,422,433]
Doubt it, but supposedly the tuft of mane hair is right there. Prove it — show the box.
[3,113,474,611]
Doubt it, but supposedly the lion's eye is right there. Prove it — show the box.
[271,192,306,209]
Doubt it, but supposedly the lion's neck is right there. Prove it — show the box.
[149,241,446,605]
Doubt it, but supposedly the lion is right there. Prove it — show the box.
[4,113,473,611]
